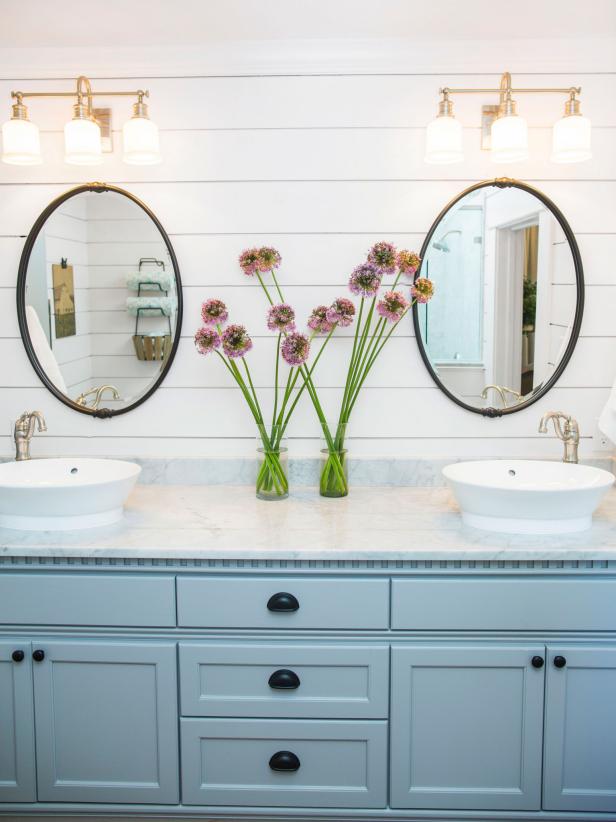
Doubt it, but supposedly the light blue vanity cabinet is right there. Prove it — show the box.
[543,645,616,813]
[0,641,36,802]
[1,561,615,820]
[390,644,546,810]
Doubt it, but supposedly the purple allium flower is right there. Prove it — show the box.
[194,326,221,356]
[397,250,421,278]
[201,298,228,326]
[348,262,382,297]
[411,277,435,304]
[326,297,356,327]
[307,305,334,335]
[221,324,253,358]
[367,241,397,274]
[376,290,410,323]
[267,303,296,333]
[257,246,282,272]
[281,332,310,366]
[239,248,260,276]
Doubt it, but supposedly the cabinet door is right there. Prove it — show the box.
[0,641,36,802]
[543,645,616,812]
[390,644,545,811]
[33,640,179,804]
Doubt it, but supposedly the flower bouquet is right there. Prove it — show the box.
[241,242,434,498]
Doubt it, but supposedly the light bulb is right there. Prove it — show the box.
[424,95,463,164]
[1,100,41,165]
[64,101,102,165]
[491,113,528,163]
[123,97,161,165]
[552,96,591,163]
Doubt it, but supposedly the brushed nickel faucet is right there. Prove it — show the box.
[481,384,523,408]
[538,411,580,464]
[75,385,120,410]
[14,411,47,461]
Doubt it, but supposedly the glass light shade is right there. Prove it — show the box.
[490,114,528,163]
[123,116,161,165]
[551,114,592,163]
[64,117,103,165]
[424,115,463,164]
[1,117,42,165]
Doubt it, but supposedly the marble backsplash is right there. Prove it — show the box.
[133,456,616,486]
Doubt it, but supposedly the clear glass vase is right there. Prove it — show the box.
[319,422,349,498]
[256,425,289,501]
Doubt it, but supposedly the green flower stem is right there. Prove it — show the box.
[347,304,414,417]
[271,270,285,303]
[271,334,281,430]
[215,351,286,495]
[279,325,336,439]
[337,298,364,432]
[256,272,275,305]
[339,296,376,432]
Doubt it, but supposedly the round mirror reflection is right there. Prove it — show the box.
[18,185,182,417]
[414,180,583,415]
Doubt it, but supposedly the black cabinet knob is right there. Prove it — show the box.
[269,751,300,772]
[32,649,45,662]
[11,650,25,662]
[531,656,544,669]
[267,592,300,613]
[268,669,301,690]
[554,655,567,669]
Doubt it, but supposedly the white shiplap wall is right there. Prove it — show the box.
[0,39,615,460]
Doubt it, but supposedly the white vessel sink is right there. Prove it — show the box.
[0,458,141,531]
[443,460,615,534]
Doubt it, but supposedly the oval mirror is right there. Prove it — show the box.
[413,179,584,416]
[17,184,182,417]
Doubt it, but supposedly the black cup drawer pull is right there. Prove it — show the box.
[269,751,300,772]
[267,592,300,613]
[268,669,301,690]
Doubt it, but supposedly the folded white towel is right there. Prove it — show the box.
[598,378,616,447]
[126,296,176,317]
[127,272,172,291]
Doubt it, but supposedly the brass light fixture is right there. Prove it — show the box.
[1,75,161,166]
[425,71,591,165]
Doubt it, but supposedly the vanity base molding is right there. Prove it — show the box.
[1,562,615,819]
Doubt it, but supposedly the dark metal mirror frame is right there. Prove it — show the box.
[16,182,183,418]
[412,178,585,417]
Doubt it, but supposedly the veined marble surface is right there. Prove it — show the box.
[2,485,616,561]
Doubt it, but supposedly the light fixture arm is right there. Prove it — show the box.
[11,80,150,105]
[438,72,581,99]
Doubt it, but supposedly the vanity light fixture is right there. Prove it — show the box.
[1,75,161,166]
[424,72,591,165]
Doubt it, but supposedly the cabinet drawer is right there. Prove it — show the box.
[177,576,389,629]
[181,717,387,807]
[392,577,616,631]
[179,642,389,718]
[0,573,176,627]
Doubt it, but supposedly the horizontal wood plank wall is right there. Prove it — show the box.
[0,63,615,459]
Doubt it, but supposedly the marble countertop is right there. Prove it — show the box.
[2,485,616,561]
